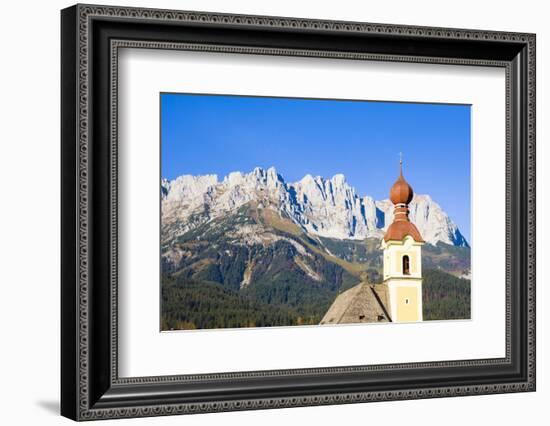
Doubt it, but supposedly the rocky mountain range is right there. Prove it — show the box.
[161,166,468,248]
[160,167,471,330]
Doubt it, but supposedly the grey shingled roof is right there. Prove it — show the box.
[320,283,391,325]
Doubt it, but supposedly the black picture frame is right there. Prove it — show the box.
[61,4,536,421]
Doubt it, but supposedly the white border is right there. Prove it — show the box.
[118,48,506,377]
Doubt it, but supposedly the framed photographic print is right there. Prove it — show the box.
[61,4,536,421]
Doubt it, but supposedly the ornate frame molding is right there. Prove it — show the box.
[61,4,536,421]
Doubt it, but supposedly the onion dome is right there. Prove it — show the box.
[389,162,414,205]
[383,157,424,243]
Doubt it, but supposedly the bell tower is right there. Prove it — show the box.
[381,156,424,323]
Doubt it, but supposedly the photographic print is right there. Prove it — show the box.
[160,93,471,331]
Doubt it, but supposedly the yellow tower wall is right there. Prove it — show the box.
[382,236,423,323]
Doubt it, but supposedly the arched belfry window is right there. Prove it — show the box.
[402,255,410,275]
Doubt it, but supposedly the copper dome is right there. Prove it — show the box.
[389,166,414,205]
[384,220,424,243]
[383,159,424,244]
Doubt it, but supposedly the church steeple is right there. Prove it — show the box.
[384,157,424,243]
[381,155,424,323]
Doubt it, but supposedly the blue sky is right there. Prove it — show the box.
[161,93,471,241]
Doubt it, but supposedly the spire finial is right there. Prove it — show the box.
[399,152,403,177]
